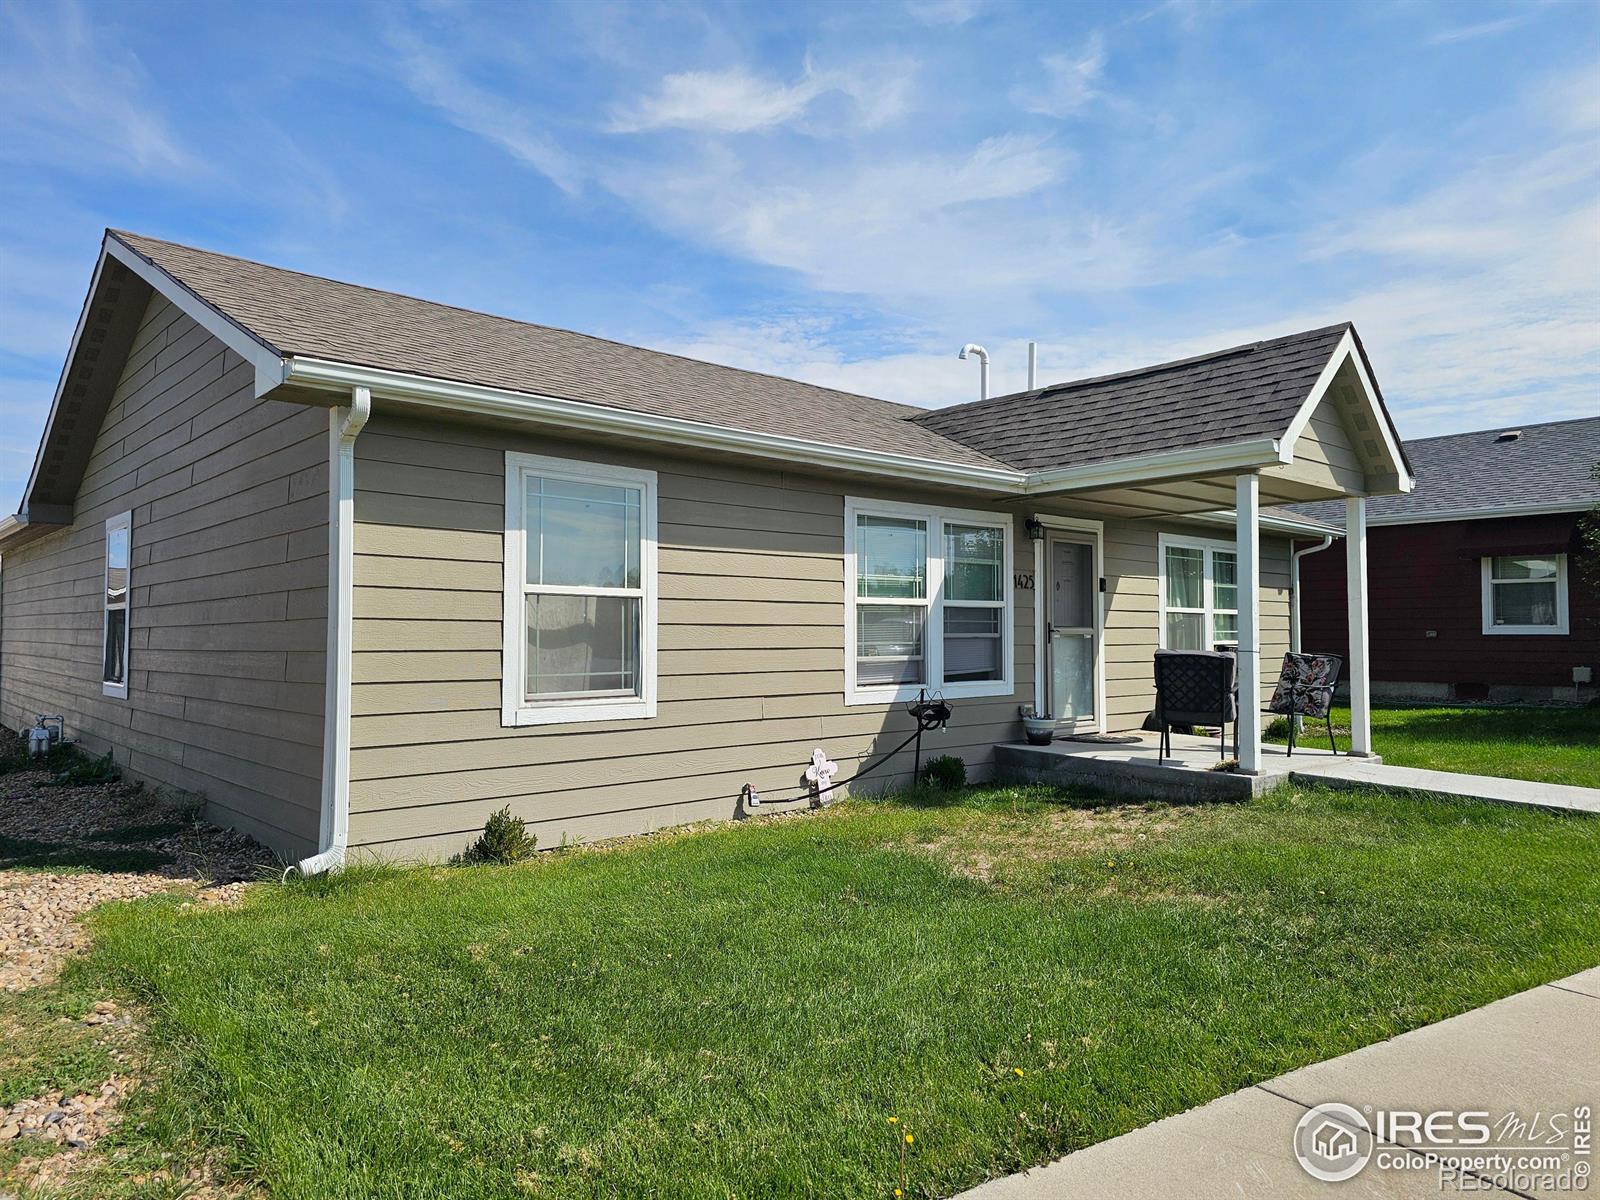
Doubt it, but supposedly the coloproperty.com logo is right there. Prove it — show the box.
[1293,1102,1593,1192]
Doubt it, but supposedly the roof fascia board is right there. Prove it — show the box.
[18,243,112,510]
[1281,329,1415,494]
[282,357,1031,492]
[1366,500,1597,528]
[104,235,288,397]
[1022,439,1285,496]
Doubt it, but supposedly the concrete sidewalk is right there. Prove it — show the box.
[1287,757,1600,816]
[954,967,1600,1199]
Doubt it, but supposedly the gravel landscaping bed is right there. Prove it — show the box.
[1,735,275,1196]
[1,762,274,993]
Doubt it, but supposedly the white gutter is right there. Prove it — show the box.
[293,386,371,876]
[1185,509,1344,539]
[1021,438,1286,495]
[282,358,1028,494]
[1290,535,1334,654]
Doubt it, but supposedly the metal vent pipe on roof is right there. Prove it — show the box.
[959,343,989,401]
[1027,342,1038,390]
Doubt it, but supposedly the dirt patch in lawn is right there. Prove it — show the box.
[899,800,1204,885]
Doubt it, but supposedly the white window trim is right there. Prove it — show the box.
[844,496,1014,706]
[102,510,131,699]
[501,452,658,727]
[1481,554,1569,636]
[1157,532,1240,651]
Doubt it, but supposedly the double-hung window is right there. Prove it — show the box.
[845,498,1012,704]
[502,453,657,726]
[1482,555,1568,635]
[102,511,131,699]
[1159,534,1238,651]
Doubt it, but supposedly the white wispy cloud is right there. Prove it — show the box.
[386,27,583,194]
[1015,34,1108,119]
[0,0,192,175]
[610,62,910,134]
[1427,12,1536,45]
[904,0,985,27]
[598,133,1164,298]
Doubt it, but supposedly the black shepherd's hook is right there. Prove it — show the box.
[905,689,953,784]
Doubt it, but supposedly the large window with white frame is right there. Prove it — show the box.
[1481,554,1569,635]
[102,511,131,699]
[501,452,657,726]
[1158,533,1239,651]
[844,498,1012,705]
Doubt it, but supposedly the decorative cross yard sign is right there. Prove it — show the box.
[805,747,840,796]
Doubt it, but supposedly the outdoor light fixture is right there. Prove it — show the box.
[1025,517,1045,541]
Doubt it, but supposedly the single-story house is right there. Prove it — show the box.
[0,231,1413,867]
[1288,417,1599,704]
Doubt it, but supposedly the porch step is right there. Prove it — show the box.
[995,742,1278,802]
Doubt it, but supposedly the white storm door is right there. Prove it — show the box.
[1048,536,1097,730]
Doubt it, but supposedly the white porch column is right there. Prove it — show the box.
[1346,495,1373,756]
[1235,474,1262,773]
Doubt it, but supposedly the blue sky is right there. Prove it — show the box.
[1,0,1597,506]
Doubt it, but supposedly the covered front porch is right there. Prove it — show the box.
[1005,327,1414,775]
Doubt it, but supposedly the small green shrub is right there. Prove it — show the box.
[922,755,967,790]
[458,806,537,865]
[50,750,119,788]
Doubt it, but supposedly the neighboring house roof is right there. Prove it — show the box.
[911,325,1384,472]
[1286,416,1600,529]
[110,231,1008,473]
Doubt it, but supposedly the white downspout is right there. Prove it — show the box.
[1289,535,1334,654]
[293,386,371,876]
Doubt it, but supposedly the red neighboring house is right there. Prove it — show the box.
[1290,416,1600,705]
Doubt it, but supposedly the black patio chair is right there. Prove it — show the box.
[1268,652,1342,756]
[1153,649,1238,764]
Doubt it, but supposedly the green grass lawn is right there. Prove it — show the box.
[1266,703,1600,788]
[63,783,1600,1200]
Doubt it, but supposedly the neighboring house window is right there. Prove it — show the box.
[102,511,131,699]
[1482,555,1569,635]
[501,452,657,726]
[844,498,1012,704]
[1159,534,1238,651]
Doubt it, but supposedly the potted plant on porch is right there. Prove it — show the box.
[1018,706,1055,746]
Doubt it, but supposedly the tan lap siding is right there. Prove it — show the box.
[0,295,327,855]
[348,416,1035,860]
[1102,517,1292,731]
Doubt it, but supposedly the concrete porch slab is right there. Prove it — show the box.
[995,731,1364,803]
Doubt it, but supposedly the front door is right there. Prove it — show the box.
[1048,536,1097,730]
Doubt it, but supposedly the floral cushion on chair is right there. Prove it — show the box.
[1268,652,1342,719]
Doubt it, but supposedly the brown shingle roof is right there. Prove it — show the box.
[110,231,1012,471]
